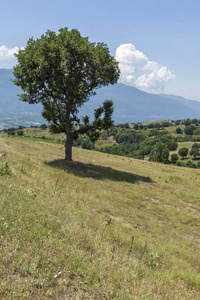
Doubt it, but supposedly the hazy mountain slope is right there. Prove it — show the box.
[160,93,200,114]
[0,69,44,128]
[1,68,200,126]
[0,69,42,113]
[80,83,200,123]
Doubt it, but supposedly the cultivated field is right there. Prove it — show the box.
[0,135,200,299]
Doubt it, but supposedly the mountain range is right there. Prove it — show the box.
[1,68,200,128]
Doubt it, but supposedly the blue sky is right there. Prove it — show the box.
[1,0,200,100]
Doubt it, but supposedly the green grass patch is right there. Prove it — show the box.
[0,135,200,299]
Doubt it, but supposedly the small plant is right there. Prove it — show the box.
[0,162,11,176]
[145,252,160,269]
[105,218,112,226]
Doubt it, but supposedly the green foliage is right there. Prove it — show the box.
[40,124,48,130]
[145,252,160,269]
[167,139,178,151]
[12,27,120,160]
[161,147,170,164]
[178,147,189,158]
[175,120,181,125]
[190,143,200,158]
[176,127,183,134]
[171,153,179,164]
[7,131,15,135]
[182,118,192,126]
[184,125,196,135]
[185,160,197,168]
[17,130,24,136]
[6,128,16,135]
[175,160,185,167]
[0,162,11,176]
[149,142,169,164]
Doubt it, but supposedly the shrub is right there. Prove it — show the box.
[171,154,179,164]
[185,160,197,168]
[40,124,48,130]
[149,143,169,163]
[175,160,185,167]
[176,127,183,134]
[190,143,200,158]
[178,147,189,159]
[17,130,24,136]
[184,125,196,135]
[8,131,15,136]
[0,162,11,176]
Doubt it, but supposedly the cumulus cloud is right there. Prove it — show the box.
[115,43,175,92]
[0,45,22,60]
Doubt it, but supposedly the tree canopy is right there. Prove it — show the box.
[12,27,120,160]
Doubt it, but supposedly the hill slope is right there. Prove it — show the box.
[0,135,200,299]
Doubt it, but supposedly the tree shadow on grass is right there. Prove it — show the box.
[45,159,153,184]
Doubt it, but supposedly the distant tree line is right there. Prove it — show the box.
[0,124,48,136]
[73,118,200,168]
[2,118,200,168]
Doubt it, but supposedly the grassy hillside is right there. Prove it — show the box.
[0,135,200,299]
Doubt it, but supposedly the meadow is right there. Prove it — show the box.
[0,134,200,299]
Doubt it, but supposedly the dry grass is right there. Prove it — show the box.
[0,135,200,299]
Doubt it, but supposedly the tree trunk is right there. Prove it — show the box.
[65,133,73,161]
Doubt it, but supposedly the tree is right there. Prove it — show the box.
[176,127,183,134]
[17,130,24,136]
[12,27,120,160]
[171,153,179,164]
[167,140,178,151]
[40,124,48,130]
[190,143,200,158]
[161,147,170,164]
[149,142,164,163]
[184,125,196,135]
[178,147,189,159]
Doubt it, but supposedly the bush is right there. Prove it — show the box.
[149,142,169,163]
[175,160,185,167]
[190,143,200,158]
[184,125,196,135]
[176,127,183,134]
[171,154,179,164]
[178,147,189,159]
[8,131,15,136]
[167,140,178,151]
[40,124,48,130]
[0,162,11,176]
[17,130,24,136]
[185,160,197,168]
[197,160,200,168]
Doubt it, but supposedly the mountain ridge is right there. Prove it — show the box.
[0,68,200,127]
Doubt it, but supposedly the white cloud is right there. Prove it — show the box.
[115,43,175,92]
[0,45,21,60]
[135,67,175,91]
[0,45,24,68]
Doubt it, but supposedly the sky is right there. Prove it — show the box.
[1,0,200,100]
